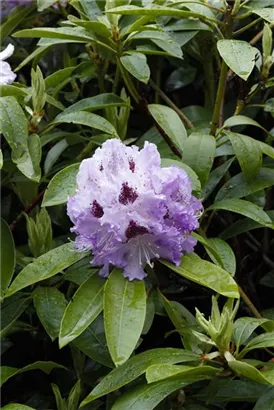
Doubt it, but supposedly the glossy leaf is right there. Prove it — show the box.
[1,361,66,386]
[252,8,274,23]
[227,359,273,385]
[234,318,272,351]
[73,314,113,368]
[208,199,273,227]
[0,97,41,182]
[183,133,216,187]
[104,269,146,366]
[239,332,274,358]
[2,405,35,410]
[13,27,96,42]
[80,348,199,405]
[110,369,217,410]
[228,132,262,179]
[42,163,80,207]
[148,104,187,153]
[146,364,218,383]
[203,237,236,276]
[253,387,274,410]
[217,40,257,80]
[203,157,235,199]
[1,293,32,338]
[44,139,68,175]
[121,52,150,83]
[6,243,87,297]
[161,253,239,298]
[224,117,266,132]
[106,5,218,22]
[220,210,274,239]
[54,111,118,136]
[33,287,67,341]
[59,275,104,347]
[61,93,130,115]
[216,169,274,201]
[1,219,15,298]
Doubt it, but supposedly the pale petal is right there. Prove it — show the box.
[0,61,16,85]
[0,44,15,61]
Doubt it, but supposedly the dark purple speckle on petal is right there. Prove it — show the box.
[119,182,138,205]
[91,200,104,218]
[125,220,149,240]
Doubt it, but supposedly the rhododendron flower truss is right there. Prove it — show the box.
[67,140,202,281]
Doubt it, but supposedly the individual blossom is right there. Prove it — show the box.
[0,44,16,85]
[67,139,202,281]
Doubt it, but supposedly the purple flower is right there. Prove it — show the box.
[1,0,32,19]
[67,139,202,281]
[0,44,16,85]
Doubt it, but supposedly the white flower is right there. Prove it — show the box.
[0,44,17,85]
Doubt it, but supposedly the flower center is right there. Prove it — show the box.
[125,220,149,240]
[119,182,138,205]
[91,200,104,218]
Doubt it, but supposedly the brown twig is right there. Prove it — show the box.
[9,190,45,232]
[238,286,262,319]
[149,79,194,129]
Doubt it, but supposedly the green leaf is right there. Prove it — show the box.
[33,287,67,341]
[1,361,66,386]
[80,348,199,405]
[239,332,274,358]
[252,8,274,23]
[0,97,41,182]
[110,369,217,410]
[183,133,216,187]
[73,314,113,368]
[217,40,257,80]
[0,85,28,99]
[67,380,81,410]
[227,132,262,179]
[1,219,15,298]
[51,384,66,410]
[203,237,236,276]
[54,111,118,136]
[224,116,267,133]
[59,275,104,347]
[161,253,239,298]
[203,157,235,199]
[146,364,218,383]
[1,293,32,338]
[44,139,68,175]
[207,199,273,227]
[104,269,146,366]
[234,318,272,351]
[37,0,57,11]
[120,52,150,83]
[253,387,274,410]
[2,405,35,410]
[220,211,274,239]
[13,27,96,42]
[17,134,42,183]
[106,5,218,23]
[161,158,201,193]
[0,4,35,40]
[61,93,130,115]
[148,104,187,153]
[42,163,80,207]
[227,359,273,385]
[6,243,87,297]
[216,169,274,201]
